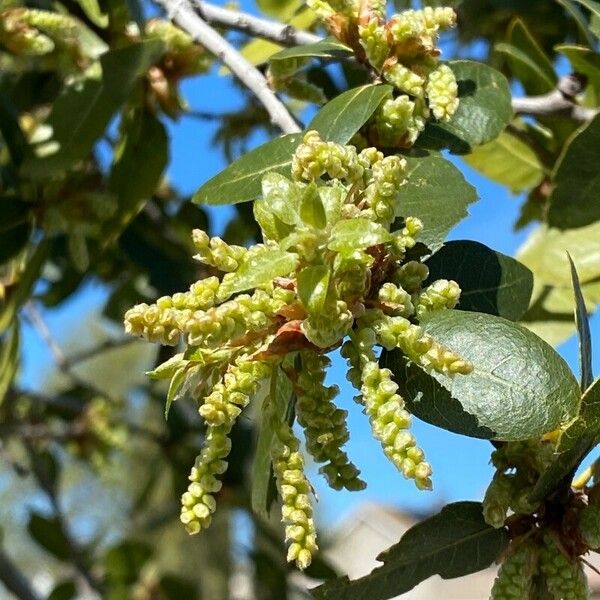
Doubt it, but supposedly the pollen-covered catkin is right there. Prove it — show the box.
[199,358,272,427]
[342,329,432,490]
[490,542,536,600]
[192,230,247,272]
[295,352,365,491]
[272,423,318,570]
[180,424,231,534]
[539,534,589,600]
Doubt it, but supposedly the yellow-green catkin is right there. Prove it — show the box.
[181,358,272,534]
[192,229,247,272]
[342,328,432,490]
[272,423,318,570]
[295,352,365,491]
[539,534,588,600]
[490,542,536,600]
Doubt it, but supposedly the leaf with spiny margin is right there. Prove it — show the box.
[328,219,391,255]
[270,37,353,62]
[425,240,534,321]
[193,133,303,206]
[314,502,508,600]
[417,60,512,154]
[548,114,600,229]
[385,311,580,440]
[308,84,392,145]
[217,247,298,300]
[496,18,556,95]
[252,363,294,517]
[22,40,165,177]
[297,265,330,314]
[462,131,544,193]
[529,377,600,503]
[568,254,593,391]
[395,153,478,252]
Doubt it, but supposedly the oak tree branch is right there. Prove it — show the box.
[512,74,599,122]
[192,0,321,47]
[155,0,301,134]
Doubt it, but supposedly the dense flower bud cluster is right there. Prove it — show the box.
[540,535,588,600]
[490,542,536,600]
[272,423,318,569]
[305,1,458,148]
[192,230,247,272]
[295,352,365,490]
[126,132,472,568]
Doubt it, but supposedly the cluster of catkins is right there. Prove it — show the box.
[483,440,600,598]
[301,0,459,147]
[124,131,472,569]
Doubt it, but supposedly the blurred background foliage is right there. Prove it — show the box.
[2,0,600,598]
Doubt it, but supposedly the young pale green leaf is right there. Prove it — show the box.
[297,265,330,314]
[299,184,326,229]
[254,198,295,241]
[194,133,303,206]
[308,84,393,145]
[418,61,512,153]
[396,153,478,252]
[462,131,544,193]
[314,502,508,600]
[261,173,301,225]
[530,377,600,503]
[496,18,556,95]
[328,219,391,255]
[146,353,187,380]
[251,364,295,517]
[270,37,353,62]
[568,254,593,390]
[425,240,534,321]
[0,325,19,407]
[256,0,302,19]
[387,311,580,441]
[22,40,165,177]
[218,247,298,299]
[548,114,600,229]
[165,366,188,419]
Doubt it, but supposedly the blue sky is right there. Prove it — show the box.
[18,1,600,530]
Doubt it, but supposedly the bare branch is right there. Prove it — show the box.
[192,0,320,47]
[512,74,599,123]
[0,549,41,600]
[155,0,301,134]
